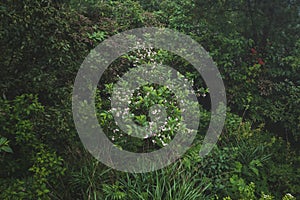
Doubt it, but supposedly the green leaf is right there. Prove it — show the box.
[1,146,13,153]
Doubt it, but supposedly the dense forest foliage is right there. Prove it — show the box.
[0,0,299,199]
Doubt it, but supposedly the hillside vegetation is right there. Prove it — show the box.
[0,0,299,199]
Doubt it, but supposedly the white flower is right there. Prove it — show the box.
[161,140,167,146]
[286,193,294,197]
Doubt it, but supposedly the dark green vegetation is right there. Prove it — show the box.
[0,0,299,199]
